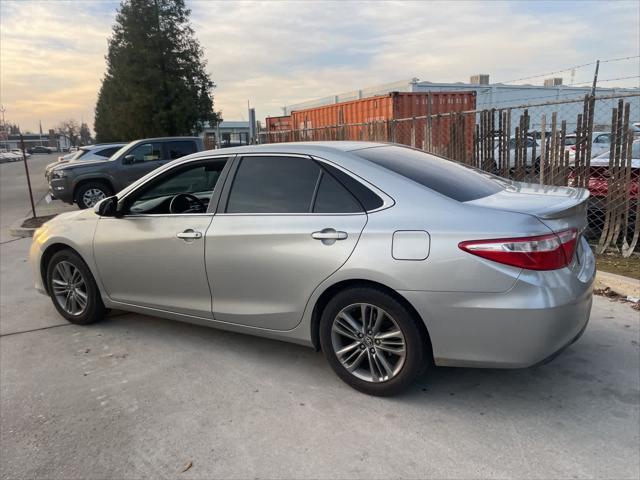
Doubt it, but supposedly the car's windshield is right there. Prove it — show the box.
[109,142,135,161]
[594,141,640,161]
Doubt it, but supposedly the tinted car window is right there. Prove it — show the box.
[129,142,163,162]
[313,171,362,213]
[129,160,226,214]
[226,156,321,213]
[321,163,383,211]
[95,146,120,158]
[167,141,197,160]
[354,146,503,202]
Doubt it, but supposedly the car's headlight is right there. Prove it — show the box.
[51,170,67,179]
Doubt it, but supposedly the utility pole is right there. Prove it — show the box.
[591,60,600,96]
[20,134,37,219]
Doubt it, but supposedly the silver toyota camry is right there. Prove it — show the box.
[29,142,595,396]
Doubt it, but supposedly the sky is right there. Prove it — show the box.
[0,0,639,133]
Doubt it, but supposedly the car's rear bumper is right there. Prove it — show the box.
[402,237,596,368]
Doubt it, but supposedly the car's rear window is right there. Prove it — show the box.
[353,146,503,202]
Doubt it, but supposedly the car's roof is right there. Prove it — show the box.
[82,143,127,150]
[130,136,201,143]
[192,141,388,159]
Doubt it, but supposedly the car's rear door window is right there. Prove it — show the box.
[226,156,321,213]
[353,145,503,202]
[313,170,363,213]
[167,141,197,160]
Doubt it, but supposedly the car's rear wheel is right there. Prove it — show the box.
[319,287,426,396]
[46,250,105,325]
[75,182,113,209]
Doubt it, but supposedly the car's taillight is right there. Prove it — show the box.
[570,145,576,151]
[458,229,578,271]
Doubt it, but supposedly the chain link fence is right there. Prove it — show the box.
[259,93,640,256]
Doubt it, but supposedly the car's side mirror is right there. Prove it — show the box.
[95,195,119,217]
[123,154,135,165]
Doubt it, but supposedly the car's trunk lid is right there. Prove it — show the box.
[466,182,590,233]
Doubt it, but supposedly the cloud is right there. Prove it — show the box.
[1,0,638,132]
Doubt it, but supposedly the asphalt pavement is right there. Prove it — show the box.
[0,158,639,479]
[0,153,74,242]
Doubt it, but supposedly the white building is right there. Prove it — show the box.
[283,76,640,133]
[201,121,250,148]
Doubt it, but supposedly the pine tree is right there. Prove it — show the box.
[94,0,220,142]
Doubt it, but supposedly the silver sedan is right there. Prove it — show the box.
[29,142,595,396]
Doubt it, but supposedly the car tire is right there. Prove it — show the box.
[319,286,427,396]
[75,182,113,209]
[46,249,106,325]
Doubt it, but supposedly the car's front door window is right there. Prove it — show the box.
[126,159,227,215]
[129,142,164,162]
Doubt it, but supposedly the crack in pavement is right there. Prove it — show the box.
[0,323,71,338]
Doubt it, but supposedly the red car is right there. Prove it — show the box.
[569,140,639,200]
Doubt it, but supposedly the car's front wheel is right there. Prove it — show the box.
[46,249,105,325]
[319,287,427,396]
[75,182,113,209]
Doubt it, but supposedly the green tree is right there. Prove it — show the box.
[79,122,93,145]
[94,0,220,142]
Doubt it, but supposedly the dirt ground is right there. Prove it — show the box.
[596,252,640,280]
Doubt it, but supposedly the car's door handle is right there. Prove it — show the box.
[312,229,348,241]
[176,229,202,240]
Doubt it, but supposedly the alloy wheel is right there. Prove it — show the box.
[51,261,88,316]
[82,188,106,208]
[331,303,407,383]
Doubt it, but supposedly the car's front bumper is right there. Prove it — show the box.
[47,177,74,203]
[29,230,47,295]
[402,237,596,368]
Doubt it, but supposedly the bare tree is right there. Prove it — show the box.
[56,119,80,147]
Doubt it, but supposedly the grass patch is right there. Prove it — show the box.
[595,252,640,280]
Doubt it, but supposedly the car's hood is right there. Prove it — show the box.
[43,208,96,226]
[51,158,111,171]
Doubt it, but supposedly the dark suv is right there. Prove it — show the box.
[46,137,204,209]
[28,145,54,154]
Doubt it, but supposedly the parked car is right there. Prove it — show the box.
[492,136,540,169]
[31,142,594,396]
[0,151,23,162]
[28,145,54,154]
[566,131,611,163]
[46,143,127,178]
[11,148,30,158]
[46,137,204,209]
[570,139,640,200]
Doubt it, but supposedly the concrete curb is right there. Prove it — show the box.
[595,270,640,300]
[9,217,36,238]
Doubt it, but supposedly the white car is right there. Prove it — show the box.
[0,151,24,162]
[492,136,540,169]
[566,131,611,163]
[47,143,126,176]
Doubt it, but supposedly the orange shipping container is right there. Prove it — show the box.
[265,115,292,132]
[290,91,476,157]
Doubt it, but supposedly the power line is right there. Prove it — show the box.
[497,62,595,84]
[568,75,640,86]
[600,55,640,64]
[496,55,640,85]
